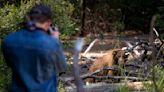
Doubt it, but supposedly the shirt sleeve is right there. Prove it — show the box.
[50,41,67,74]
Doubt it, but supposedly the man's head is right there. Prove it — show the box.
[27,4,52,31]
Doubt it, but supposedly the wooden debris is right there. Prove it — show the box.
[81,52,107,58]
[83,39,99,55]
[64,81,152,92]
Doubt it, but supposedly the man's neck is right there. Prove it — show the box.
[35,23,48,32]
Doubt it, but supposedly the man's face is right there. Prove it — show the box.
[42,20,52,31]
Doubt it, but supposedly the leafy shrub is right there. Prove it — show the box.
[42,0,78,38]
[0,40,12,92]
[0,0,78,39]
[115,86,131,92]
[145,66,164,92]
[0,0,35,38]
[111,21,125,33]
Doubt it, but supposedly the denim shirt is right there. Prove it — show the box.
[2,29,67,92]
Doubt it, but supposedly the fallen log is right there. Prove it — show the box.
[89,75,147,81]
[59,67,116,82]
[81,52,107,58]
[125,63,144,68]
[64,81,152,92]
[59,73,148,83]
[59,65,149,83]
[83,39,99,55]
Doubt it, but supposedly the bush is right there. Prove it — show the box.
[42,0,78,38]
[0,0,35,38]
[115,86,131,92]
[111,21,125,33]
[0,40,12,92]
[145,66,164,92]
[0,0,78,39]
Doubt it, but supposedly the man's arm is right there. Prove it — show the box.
[50,42,67,74]
[49,29,67,74]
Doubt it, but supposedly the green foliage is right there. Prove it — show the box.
[58,81,66,92]
[120,0,161,32]
[42,0,79,38]
[71,0,164,33]
[145,66,164,92]
[62,41,74,49]
[0,59,11,92]
[0,0,78,39]
[115,86,131,92]
[111,21,125,33]
[115,66,164,92]
[0,40,12,92]
[0,0,35,38]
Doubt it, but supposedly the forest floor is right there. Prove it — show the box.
[60,31,163,92]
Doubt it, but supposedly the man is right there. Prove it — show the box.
[2,4,67,92]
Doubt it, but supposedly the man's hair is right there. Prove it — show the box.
[28,4,52,23]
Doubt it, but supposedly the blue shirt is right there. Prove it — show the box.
[2,29,67,92]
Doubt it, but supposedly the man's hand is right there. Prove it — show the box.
[49,26,60,39]
[51,30,60,39]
